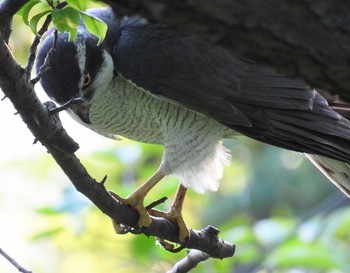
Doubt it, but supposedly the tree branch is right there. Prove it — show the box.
[0,0,28,22]
[103,0,350,100]
[0,247,32,273]
[0,0,29,42]
[167,250,210,273]
[25,14,53,75]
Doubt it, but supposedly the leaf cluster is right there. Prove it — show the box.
[18,0,107,44]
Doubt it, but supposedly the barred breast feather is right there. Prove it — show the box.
[87,74,232,193]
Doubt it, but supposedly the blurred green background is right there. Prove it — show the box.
[1,2,350,273]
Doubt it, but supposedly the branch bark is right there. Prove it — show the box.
[167,250,210,273]
[104,0,350,100]
[0,0,29,42]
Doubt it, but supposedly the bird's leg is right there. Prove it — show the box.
[150,184,190,242]
[109,170,165,232]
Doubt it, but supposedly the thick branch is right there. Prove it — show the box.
[0,0,29,42]
[167,250,210,273]
[0,0,28,21]
[104,0,350,100]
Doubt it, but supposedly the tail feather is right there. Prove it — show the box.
[302,91,350,198]
[306,154,350,198]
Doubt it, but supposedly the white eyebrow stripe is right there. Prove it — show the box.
[74,42,86,87]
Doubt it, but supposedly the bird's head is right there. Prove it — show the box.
[36,9,117,124]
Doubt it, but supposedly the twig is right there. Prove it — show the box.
[166,249,210,273]
[31,29,58,84]
[25,1,68,75]
[0,248,32,273]
[25,14,52,74]
[146,196,168,210]
[46,97,83,115]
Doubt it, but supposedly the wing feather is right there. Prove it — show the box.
[112,16,350,163]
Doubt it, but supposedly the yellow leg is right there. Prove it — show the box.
[109,170,165,232]
[150,184,189,242]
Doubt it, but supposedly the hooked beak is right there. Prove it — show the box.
[68,97,92,124]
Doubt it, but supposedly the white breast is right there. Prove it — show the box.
[88,75,234,193]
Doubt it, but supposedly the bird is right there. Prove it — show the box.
[36,7,350,243]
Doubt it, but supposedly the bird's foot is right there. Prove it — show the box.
[108,171,166,234]
[150,206,190,244]
[109,190,152,234]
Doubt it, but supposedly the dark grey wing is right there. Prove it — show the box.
[113,17,350,163]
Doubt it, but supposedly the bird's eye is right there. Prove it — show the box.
[83,73,92,88]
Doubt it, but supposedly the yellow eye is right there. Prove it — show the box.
[83,73,91,87]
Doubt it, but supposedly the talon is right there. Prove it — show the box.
[150,184,190,243]
[156,233,190,253]
[107,171,165,234]
[126,194,152,228]
[150,208,190,242]
[112,220,131,234]
[109,190,152,233]
[109,191,130,234]
[156,237,177,251]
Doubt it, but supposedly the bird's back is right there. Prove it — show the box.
[113,16,350,166]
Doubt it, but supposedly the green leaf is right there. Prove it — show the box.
[18,0,41,25]
[29,9,51,36]
[68,26,78,41]
[52,6,81,41]
[30,227,64,241]
[52,6,80,33]
[66,0,87,11]
[79,11,107,45]
[36,206,61,215]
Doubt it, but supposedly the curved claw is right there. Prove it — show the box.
[149,184,190,242]
[156,235,190,253]
[108,171,166,234]
[108,190,152,233]
[150,208,190,242]
[112,220,131,234]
